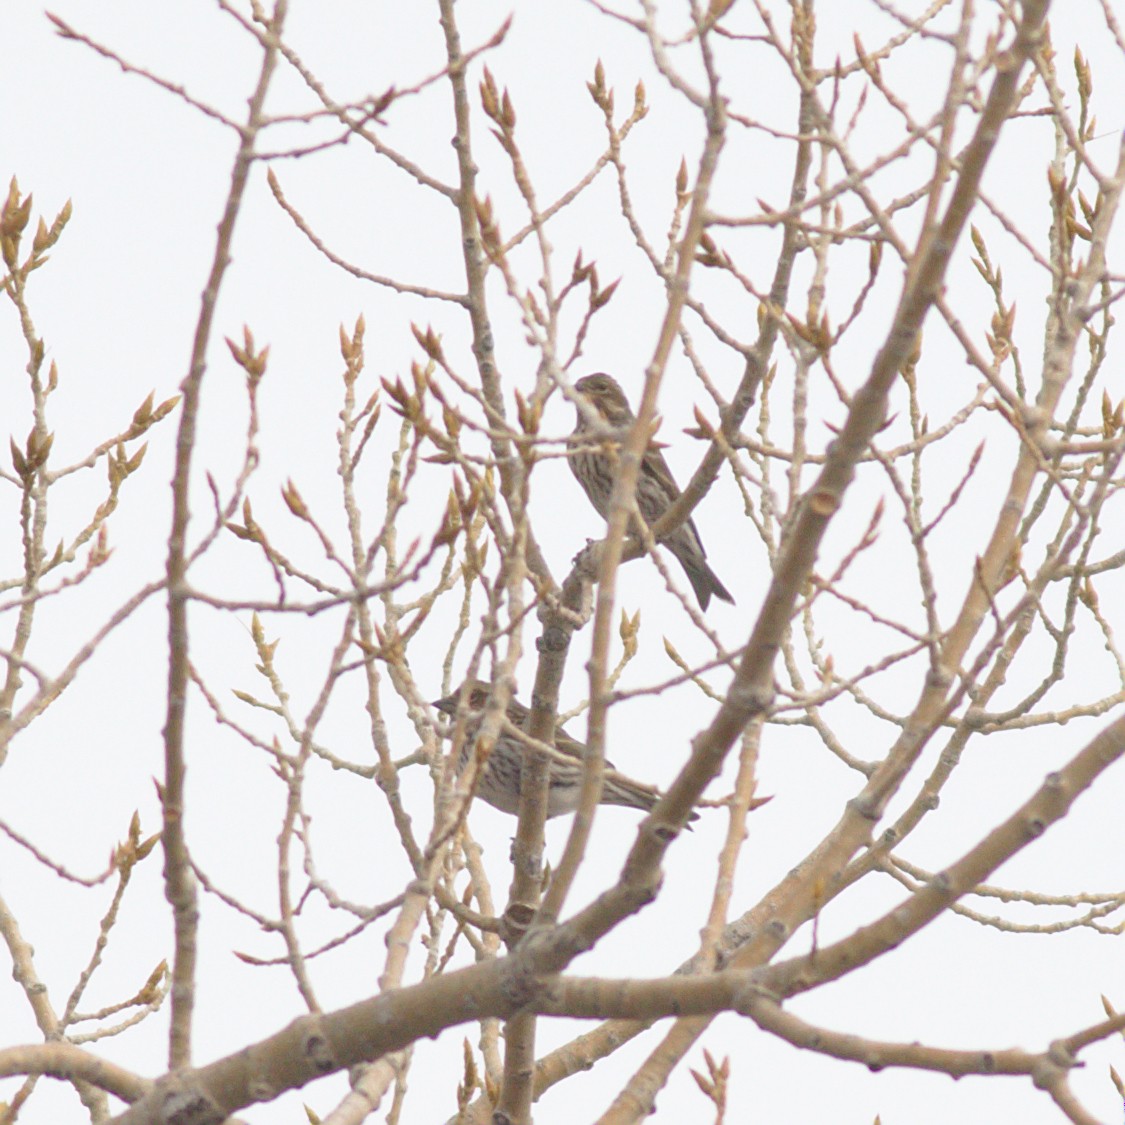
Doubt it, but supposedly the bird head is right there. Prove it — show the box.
[432,679,493,716]
[574,373,633,426]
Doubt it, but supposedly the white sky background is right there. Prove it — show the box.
[3,1,1125,1123]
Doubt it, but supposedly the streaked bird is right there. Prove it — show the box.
[568,372,733,610]
[433,680,695,821]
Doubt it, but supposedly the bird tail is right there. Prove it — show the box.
[680,557,734,612]
[602,772,700,824]
[602,772,661,812]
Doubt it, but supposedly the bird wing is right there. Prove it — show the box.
[641,442,708,553]
[640,442,682,504]
[555,721,618,771]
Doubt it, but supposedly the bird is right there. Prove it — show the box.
[432,680,696,821]
[567,372,733,611]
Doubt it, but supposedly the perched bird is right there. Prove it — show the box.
[568,372,733,611]
[433,680,694,820]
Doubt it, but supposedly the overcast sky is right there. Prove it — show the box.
[4,3,1125,1123]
